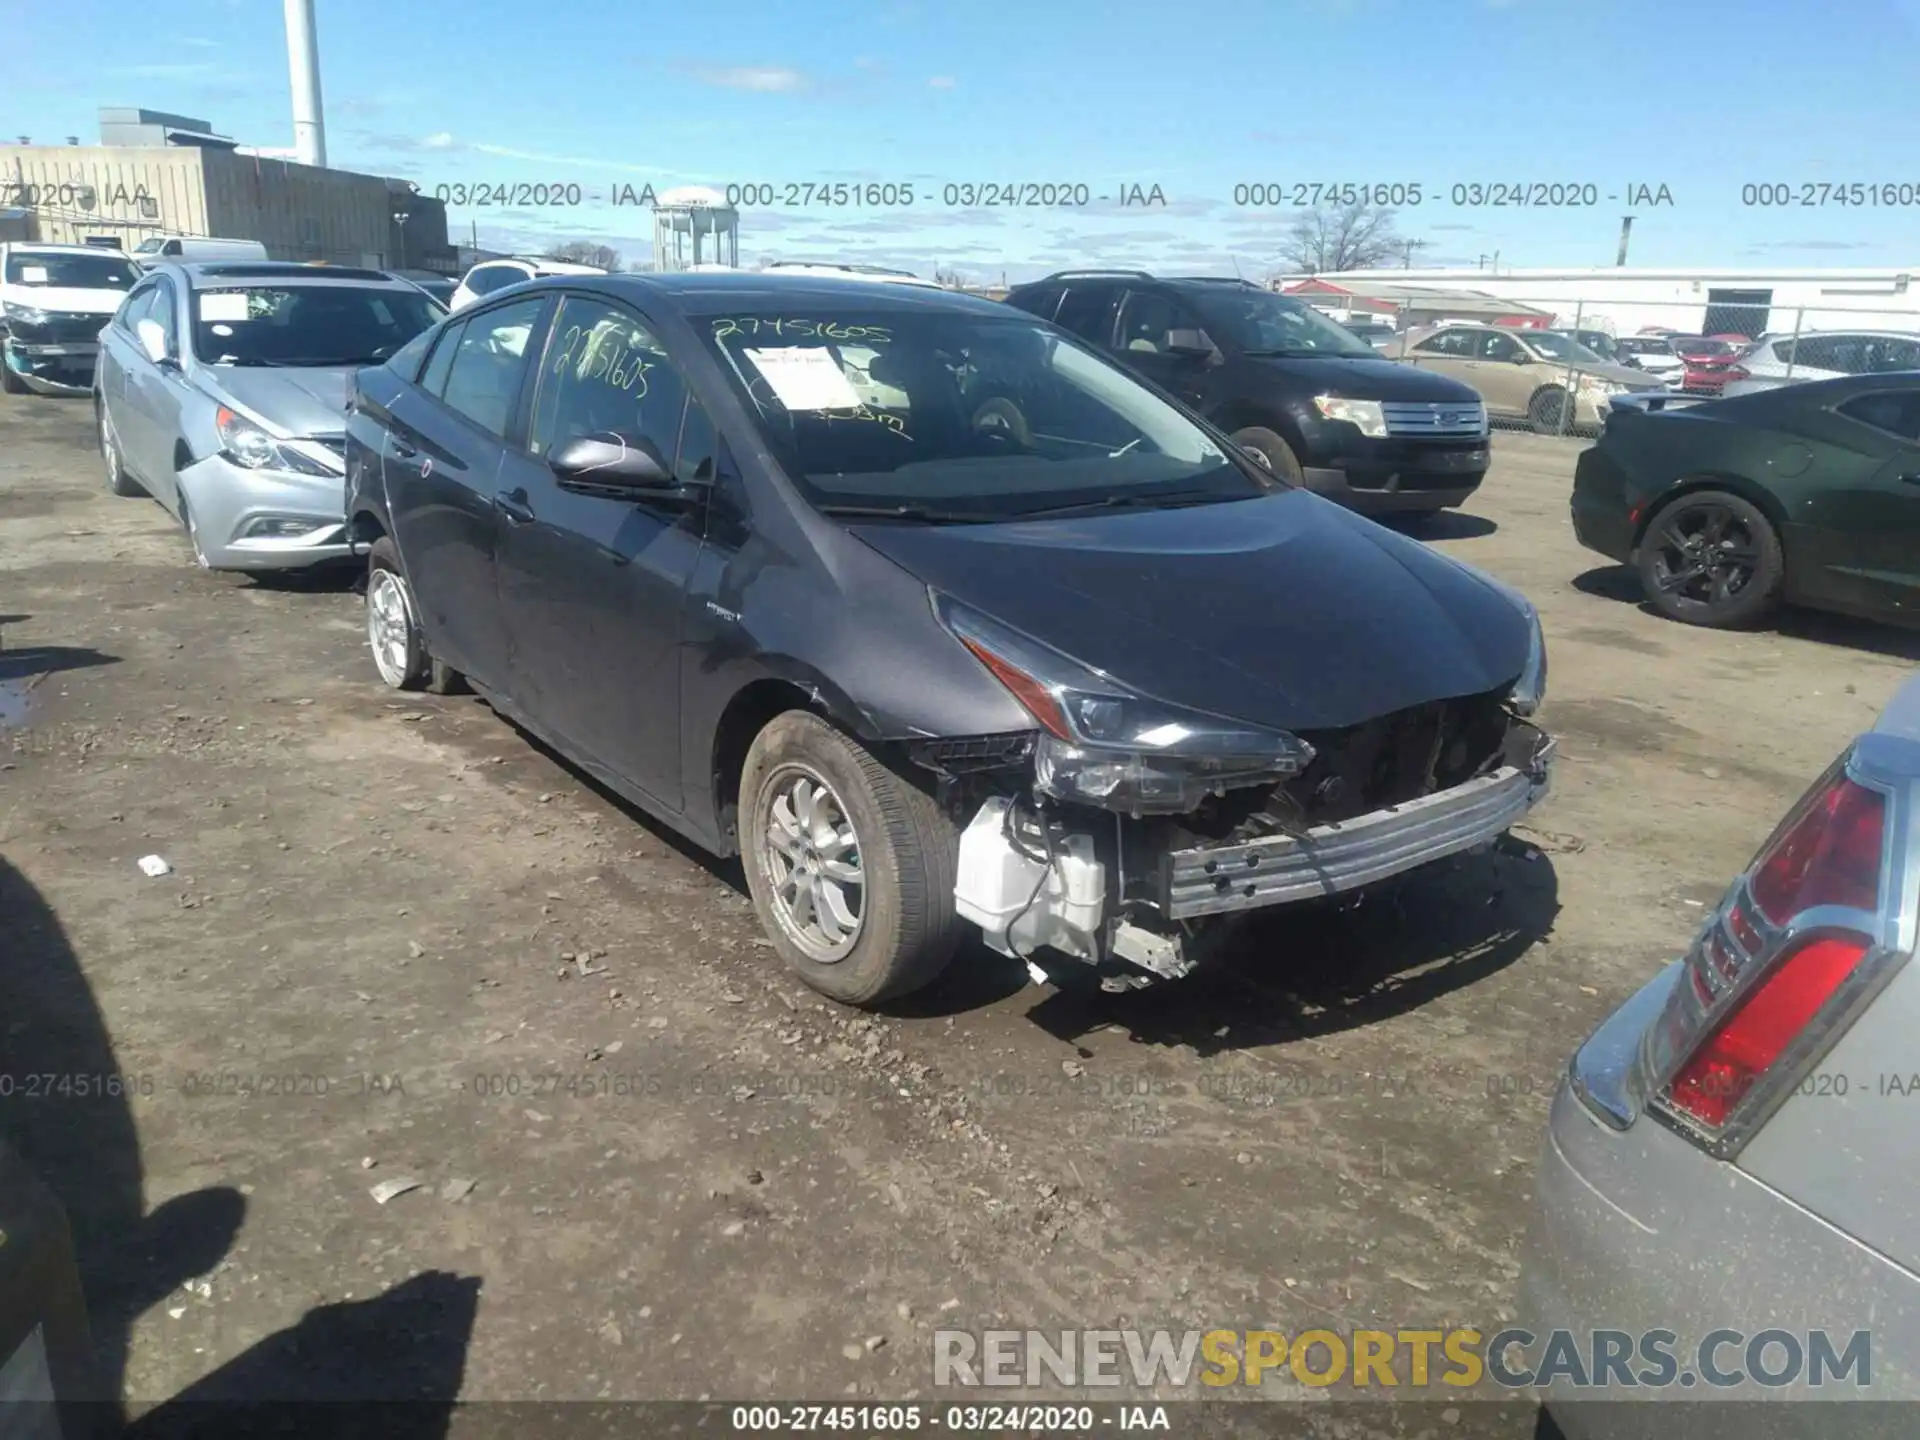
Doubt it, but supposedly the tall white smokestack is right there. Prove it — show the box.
[285,0,327,168]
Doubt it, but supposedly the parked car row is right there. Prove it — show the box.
[14,255,1917,1436]
[1386,322,1665,432]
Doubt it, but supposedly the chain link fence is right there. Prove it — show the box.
[1336,294,1920,438]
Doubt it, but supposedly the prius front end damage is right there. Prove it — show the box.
[907,592,1554,986]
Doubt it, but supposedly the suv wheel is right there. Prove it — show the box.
[1230,426,1305,484]
[740,711,962,1007]
[1527,387,1570,435]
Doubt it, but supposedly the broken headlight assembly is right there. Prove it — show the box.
[933,594,1315,815]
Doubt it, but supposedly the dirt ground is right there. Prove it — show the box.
[2,393,1914,1429]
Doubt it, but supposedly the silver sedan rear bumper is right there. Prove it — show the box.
[1164,736,1555,920]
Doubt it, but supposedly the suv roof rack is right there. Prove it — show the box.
[1166,275,1261,287]
[1040,269,1154,281]
[191,263,395,283]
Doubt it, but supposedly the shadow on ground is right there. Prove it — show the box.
[1573,563,1920,661]
[0,861,479,1437]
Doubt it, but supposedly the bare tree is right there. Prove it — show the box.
[544,241,624,271]
[1276,203,1406,274]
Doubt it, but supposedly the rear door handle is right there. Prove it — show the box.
[1901,473,1920,486]
[494,488,536,525]
[389,435,419,460]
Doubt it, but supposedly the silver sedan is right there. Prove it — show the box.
[1520,673,1920,1436]
[93,261,443,571]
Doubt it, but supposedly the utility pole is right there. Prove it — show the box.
[1616,215,1635,266]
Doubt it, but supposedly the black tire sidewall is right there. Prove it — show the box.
[366,537,431,689]
[1231,426,1305,484]
[1529,388,1568,434]
[1636,490,1782,628]
[739,712,956,1006]
[100,405,143,496]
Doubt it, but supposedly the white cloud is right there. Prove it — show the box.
[471,143,697,177]
[421,132,460,150]
[691,66,808,92]
[928,75,957,89]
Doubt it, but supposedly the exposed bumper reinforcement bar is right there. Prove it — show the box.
[1163,740,1555,920]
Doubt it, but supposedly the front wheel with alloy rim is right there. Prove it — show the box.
[365,536,468,693]
[1229,426,1305,484]
[1528,387,1571,435]
[1635,488,1783,629]
[99,405,144,496]
[740,710,962,1007]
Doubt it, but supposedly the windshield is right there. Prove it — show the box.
[190,284,445,366]
[4,252,138,289]
[1192,291,1377,357]
[1522,331,1607,364]
[1674,337,1732,355]
[697,310,1268,519]
[1618,337,1673,356]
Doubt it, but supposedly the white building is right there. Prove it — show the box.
[1277,266,1920,339]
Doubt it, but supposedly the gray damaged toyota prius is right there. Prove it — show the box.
[344,274,1553,1007]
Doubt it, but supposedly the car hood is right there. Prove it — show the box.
[1246,353,1481,401]
[848,490,1532,734]
[3,286,126,317]
[203,365,357,437]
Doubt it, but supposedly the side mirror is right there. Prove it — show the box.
[1166,328,1217,361]
[135,317,171,366]
[547,431,683,494]
[1240,444,1273,471]
[1510,350,1532,365]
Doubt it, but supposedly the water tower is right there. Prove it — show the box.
[651,185,739,271]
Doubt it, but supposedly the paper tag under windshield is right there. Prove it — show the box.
[199,293,252,323]
[742,347,862,411]
[18,266,48,283]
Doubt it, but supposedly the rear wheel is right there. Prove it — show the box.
[99,404,144,496]
[1527,387,1570,435]
[740,711,962,1007]
[1636,489,1782,629]
[1230,426,1305,484]
[365,537,467,692]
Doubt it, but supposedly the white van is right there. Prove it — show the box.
[132,235,271,266]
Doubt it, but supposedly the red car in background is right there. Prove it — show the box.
[1672,334,1757,395]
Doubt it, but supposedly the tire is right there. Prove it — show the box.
[99,403,144,497]
[364,536,468,693]
[1230,426,1305,484]
[1527,387,1570,435]
[740,710,962,1007]
[1635,488,1783,629]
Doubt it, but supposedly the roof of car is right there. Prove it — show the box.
[522,270,1015,318]
[4,242,129,257]
[165,261,418,288]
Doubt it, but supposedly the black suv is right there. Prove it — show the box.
[1005,271,1491,515]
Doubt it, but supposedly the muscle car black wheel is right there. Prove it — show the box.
[1230,426,1304,484]
[365,537,467,693]
[1635,489,1782,629]
[741,711,962,1007]
[1528,387,1570,435]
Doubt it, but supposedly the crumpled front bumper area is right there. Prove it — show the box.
[1162,727,1555,920]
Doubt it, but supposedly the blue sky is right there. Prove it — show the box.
[10,0,1920,281]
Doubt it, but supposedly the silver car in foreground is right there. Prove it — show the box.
[1521,675,1920,1437]
[93,261,443,570]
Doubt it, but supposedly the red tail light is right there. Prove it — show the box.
[1667,935,1871,1126]
[1653,768,1889,1138]
[1749,775,1885,922]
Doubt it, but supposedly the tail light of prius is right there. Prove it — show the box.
[1642,757,1903,1154]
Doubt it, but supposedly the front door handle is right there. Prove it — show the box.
[495,488,536,525]
[1901,473,1920,486]
[389,434,419,460]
